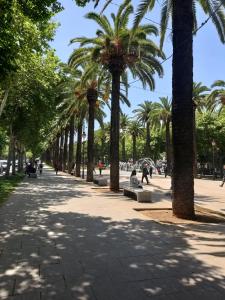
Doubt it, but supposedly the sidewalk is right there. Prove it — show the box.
[0,167,225,299]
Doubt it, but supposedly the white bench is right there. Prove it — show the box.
[123,186,152,202]
[93,178,108,186]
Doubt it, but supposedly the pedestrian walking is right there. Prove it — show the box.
[54,164,59,175]
[220,165,225,187]
[98,161,104,176]
[164,165,168,178]
[39,162,43,175]
[149,166,153,178]
[141,164,149,184]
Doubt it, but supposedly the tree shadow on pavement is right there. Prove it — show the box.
[0,170,225,299]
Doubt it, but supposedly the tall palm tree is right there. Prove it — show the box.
[59,68,107,180]
[193,82,210,176]
[134,0,225,219]
[133,101,154,157]
[120,113,130,162]
[152,97,172,172]
[128,120,143,163]
[69,0,164,191]
[208,80,225,113]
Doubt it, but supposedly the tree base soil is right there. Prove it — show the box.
[135,205,225,224]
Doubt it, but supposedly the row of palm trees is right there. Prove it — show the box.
[46,0,225,219]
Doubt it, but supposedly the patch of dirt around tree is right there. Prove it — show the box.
[135,206,225,224]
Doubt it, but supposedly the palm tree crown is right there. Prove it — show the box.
[134,0,225,48]
[69,0,164,87]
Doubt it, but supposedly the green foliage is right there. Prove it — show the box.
[196,111,225,163]
[0,0,60,82]
[0,173,24,206]
[0,128,7,156]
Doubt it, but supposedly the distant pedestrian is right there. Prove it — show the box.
[54,164,59,175]
[164,165,168,178]
[220,165,225,187]
[149,166,153,178]
[141,164,149,184]
[39,162,43,175]
[98,161,104,176]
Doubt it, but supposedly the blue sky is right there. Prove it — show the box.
[51,0,225,119]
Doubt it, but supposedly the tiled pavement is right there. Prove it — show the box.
[0,167,225,299]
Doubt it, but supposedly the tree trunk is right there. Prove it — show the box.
[165,120,171,174]
[121,136,126,162]
[132,134,137,164]
[75,120,83,177]
[59,131,64,171]
[11,137,16,175]
[172,0,195,219]
[6,126,13,176]
[0,88,9,117]
[145,122,151,157]
[86,89,97,182]
[110,70,121,191]
[53,135,60,169]
[68,116,75,174]
[62,127,69,172]
[193,106,197,177]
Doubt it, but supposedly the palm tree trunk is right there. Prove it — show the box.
[87,89,97,182]
[68,116,75,174]
[75,120,83,177]
[59,131,64,171]
[165,120,171,174]
[193,106,197,177]
[54,135,60,169]
[122,136,126,162]
[145,122,151,157]
[172,0,195,219]
[132,134,137,164]
[62,127,69,172]
[110,70,121,191]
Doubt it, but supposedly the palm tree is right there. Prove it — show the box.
[208,80,225,113]
[133,101,154,157]
[152,97,172,172]
[69,0,164,191]
[134,0,225,219]
[128,120,143,163]
[120,113,130,162]
[193,82,210,176]
[59,68,107,180]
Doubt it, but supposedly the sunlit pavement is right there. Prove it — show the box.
[0,167,225,299]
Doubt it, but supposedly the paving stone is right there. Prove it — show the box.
[0,277,15,299]
[10,291,41,300]
[1,168,225,300]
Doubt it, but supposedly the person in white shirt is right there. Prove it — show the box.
[130,170,142,188]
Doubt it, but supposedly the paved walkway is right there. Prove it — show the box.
[0,167,225,299]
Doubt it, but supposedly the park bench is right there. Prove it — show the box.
[93,177,108,186]
[123,186,152,203]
